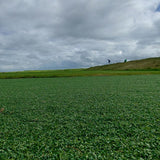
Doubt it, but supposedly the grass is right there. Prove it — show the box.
[88,57,160,70]
[0,57,160,79]
[1,57,160,79]
[0,69,160,79]
[0,75,160,159]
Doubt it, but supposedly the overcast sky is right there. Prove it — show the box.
[0,0,160,71]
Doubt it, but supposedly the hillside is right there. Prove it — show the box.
[87,57,160,70]
[0,57,160,79]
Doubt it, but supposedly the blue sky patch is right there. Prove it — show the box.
[156,4,160,12]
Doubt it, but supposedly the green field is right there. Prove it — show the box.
[0,69,160,79]
[0,75,160,159]
[0,57,160,79]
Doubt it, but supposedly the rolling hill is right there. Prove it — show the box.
[0,57,160,79]
[87,57,160,70]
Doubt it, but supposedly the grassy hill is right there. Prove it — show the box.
[88,57,160,71]
[0,57,160,79]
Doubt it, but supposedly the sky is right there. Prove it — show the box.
[0,0,160,71]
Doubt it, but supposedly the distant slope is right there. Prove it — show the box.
[0,57,160,79]
[88,57,160,70]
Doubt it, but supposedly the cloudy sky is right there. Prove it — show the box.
[0,0,160,71]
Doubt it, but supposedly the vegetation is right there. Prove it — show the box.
[0,69,160,79]
[0,75,160,159]
[0,57,160,79]
[88,57,160,71]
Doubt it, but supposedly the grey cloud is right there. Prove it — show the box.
[53,0,134,40]
[0,0,160,71]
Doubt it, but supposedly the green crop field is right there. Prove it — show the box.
[0,69,160,79]
[0,75,160,159]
